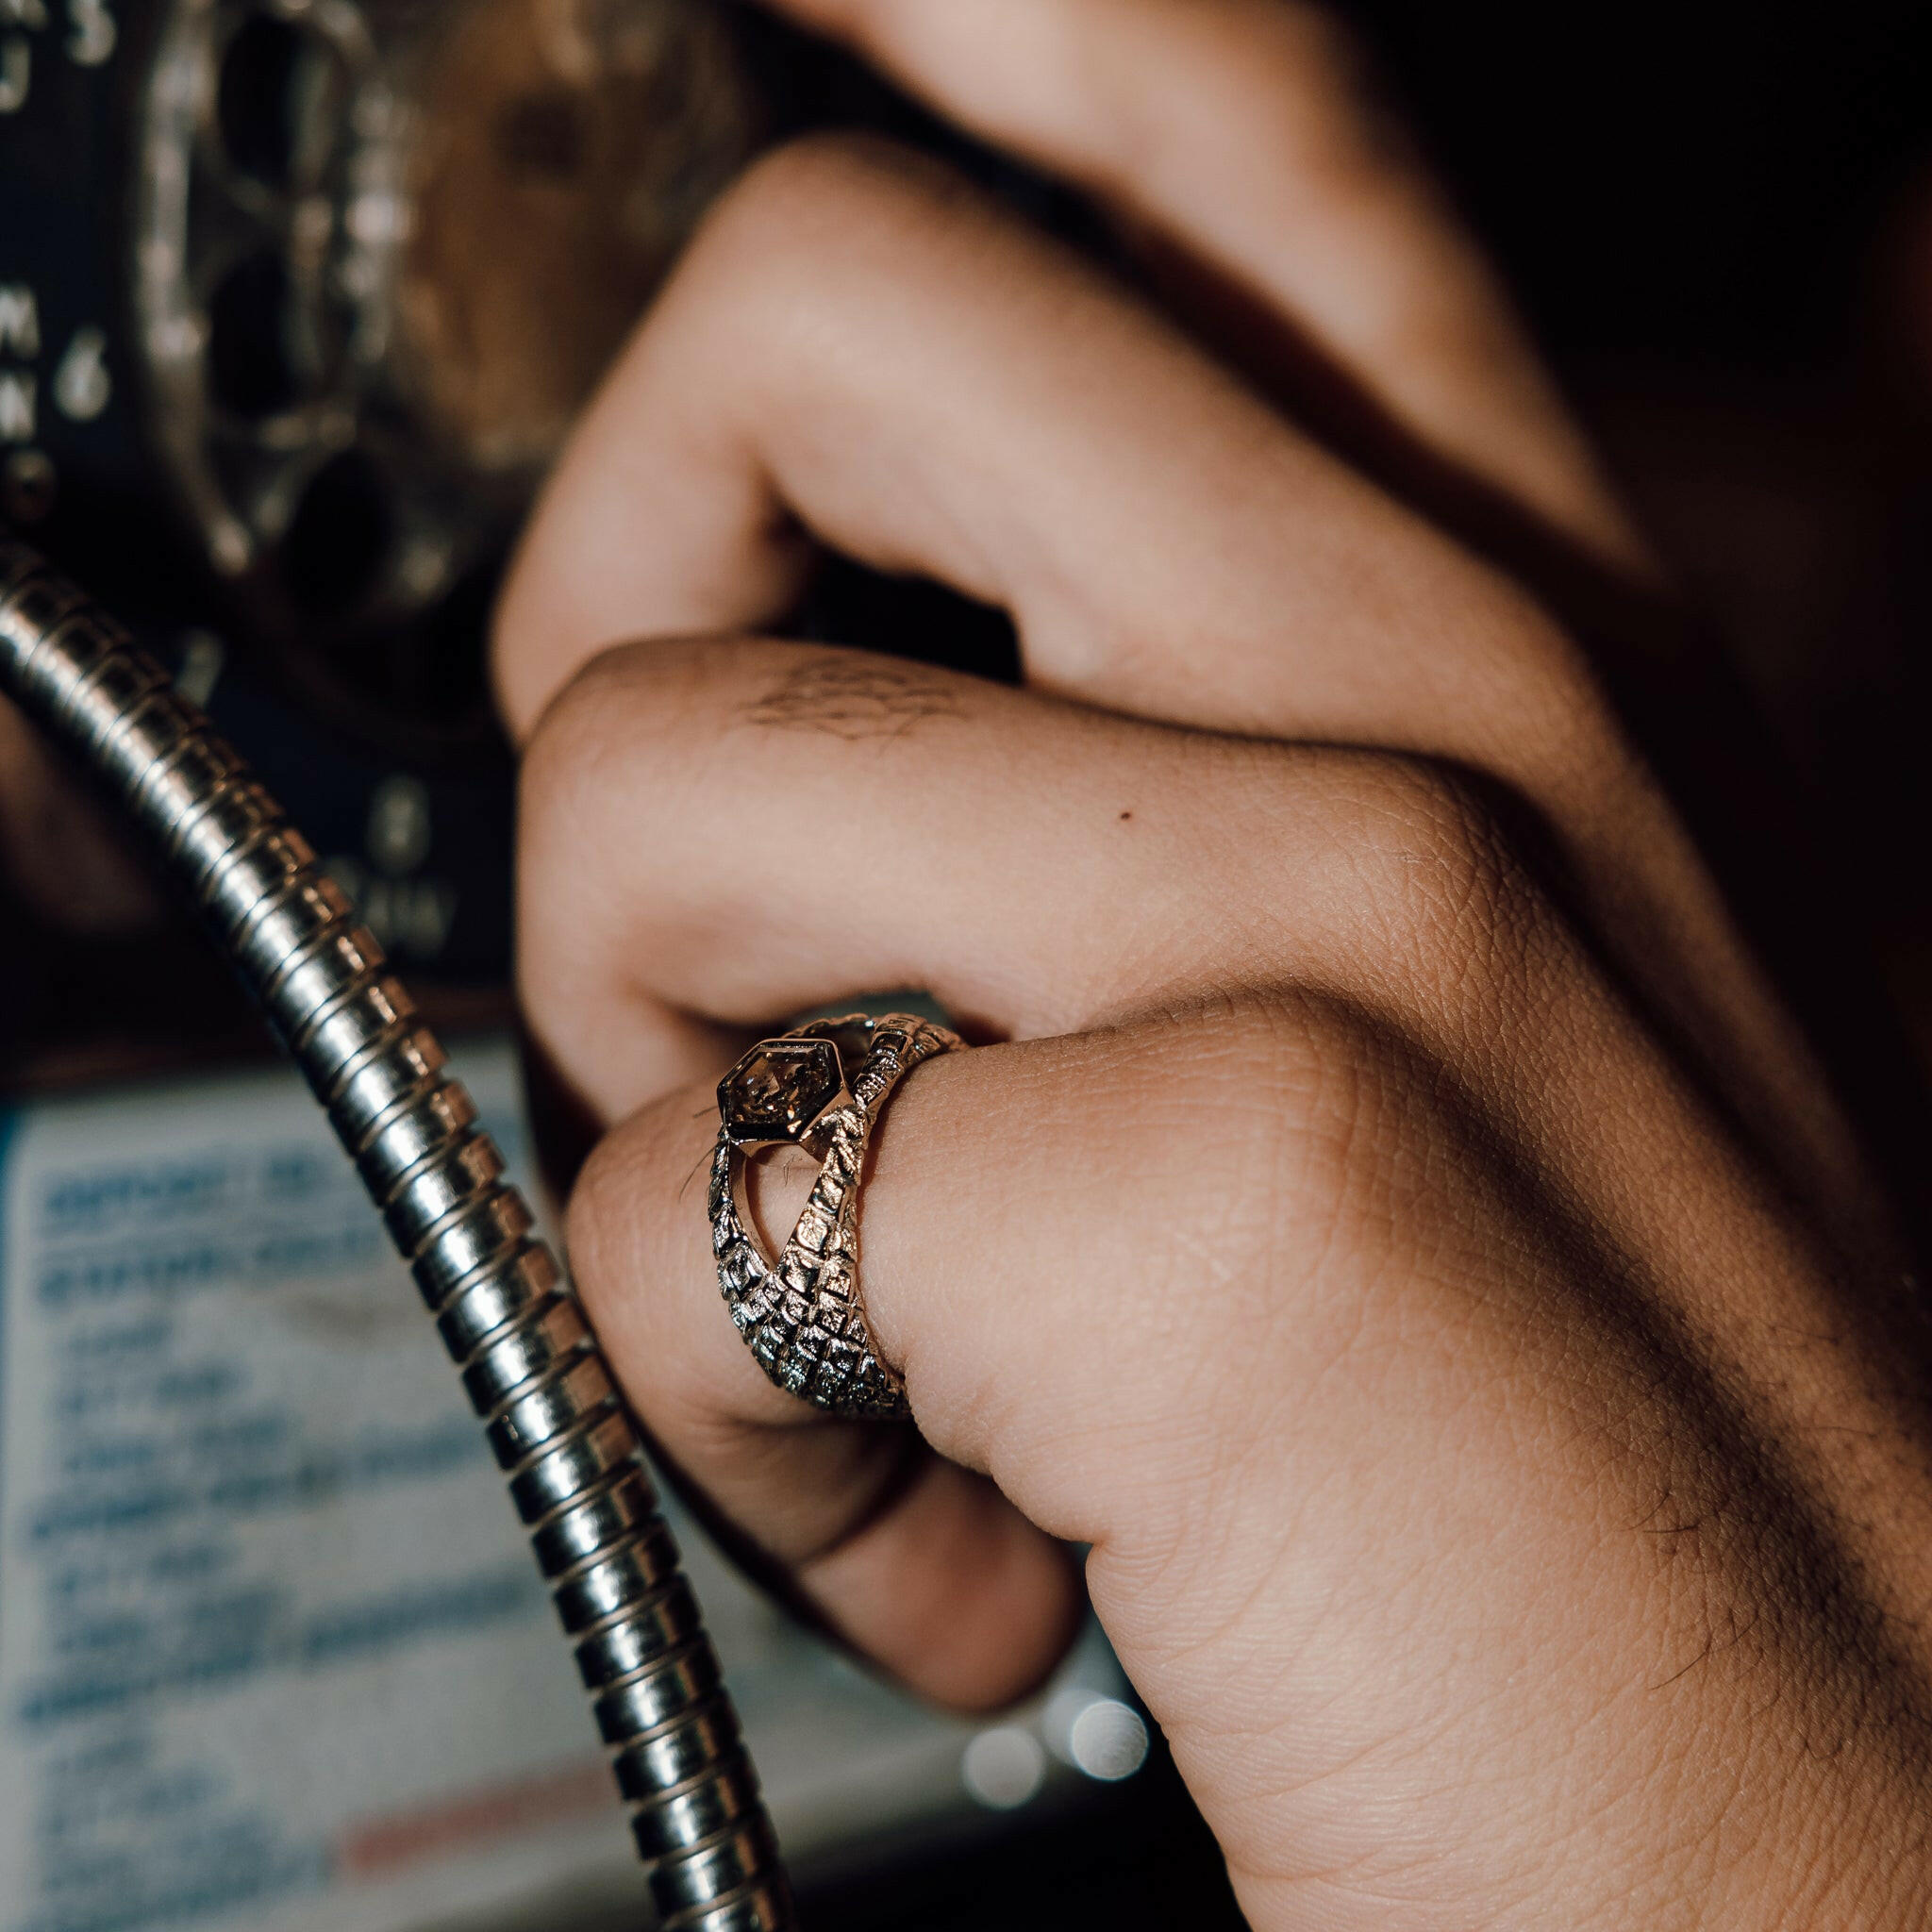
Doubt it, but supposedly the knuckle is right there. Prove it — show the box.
[1234,995,1400,1208]
[1341,758,1551,1003]
[1123,993,1391,1269]
[722,126,909,215]
[518,636,755,838]
[524,637,952,841]
[1167,996,1530,1446]
[514,641,706,945]
[1108,995,1422,1407]
[520,642,626,790]
[686,128,971,306]
[519,638,924,948]
[516,644,641,859]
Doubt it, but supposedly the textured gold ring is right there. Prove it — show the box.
[709,1013,963,1420]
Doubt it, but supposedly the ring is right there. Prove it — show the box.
[708,1013,963,1420]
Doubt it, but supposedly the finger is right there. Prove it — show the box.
[766,0,1643,570]
[493,133,1614,812]
[517,635,1558,1127]
[522,640,1881,1300]
[575,1021,1330,1726]
[569,1091,1084,1712]
[522,619,1874,1257]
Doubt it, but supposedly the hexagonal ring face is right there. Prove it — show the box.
[718,1037,846,1148]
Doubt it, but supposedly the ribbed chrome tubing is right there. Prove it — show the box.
[0,537,798,1932]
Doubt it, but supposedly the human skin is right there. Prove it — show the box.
[492,4,1932,1924]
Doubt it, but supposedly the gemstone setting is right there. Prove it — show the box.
[718,1038,844,1147]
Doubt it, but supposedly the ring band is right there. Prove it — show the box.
[708,1013,963,1420]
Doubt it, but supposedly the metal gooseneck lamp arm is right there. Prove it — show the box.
[0,536,799,1932]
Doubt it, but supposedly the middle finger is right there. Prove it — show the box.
[520,635,1519,1124]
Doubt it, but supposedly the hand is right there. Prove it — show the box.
[494,5,1932,1925]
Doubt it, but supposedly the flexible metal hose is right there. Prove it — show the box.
[0,536,798,1932]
